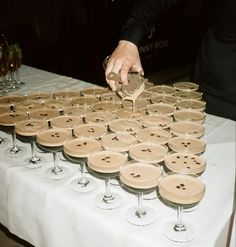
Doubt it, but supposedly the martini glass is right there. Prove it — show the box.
[36,128,72,179]
[63,138,102,193]
[15,119,48,168]
[119,162,162,226]
[158,172,205,242]
[0,111,28,158]
[87,150,128,210]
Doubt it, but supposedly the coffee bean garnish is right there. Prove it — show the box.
[51,133,60,138]
[26,123,34,127]
[130,172,141,178]
[141,148,152,152]
[112,136,119,141]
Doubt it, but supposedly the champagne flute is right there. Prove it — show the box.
[119,162,162,226]
[158,172,205,242]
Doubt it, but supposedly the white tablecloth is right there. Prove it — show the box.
[0,65,235,247]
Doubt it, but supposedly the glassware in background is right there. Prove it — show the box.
[0,38,9,95]
[14,43,25,86]
[158,172,205,242]
[119,162,162,226]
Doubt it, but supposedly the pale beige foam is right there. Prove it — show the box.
[63,105,91,117]
[80,86,108,97]
[43,99,70,111]
[53,89,80,99]
[0,94,25,104]
[129,142,168,163]
[164,153,206,175]
[173,82,199,92]
[51,115,82,129]
[30,108,60,120]
[64,138,102,158]
[159,173,205,205]
[37,128,71,147]
[151,94,177,105]
[136,127,170,145]
[176,99,206,112]
[148,85,176,95]
[175,90,202,100]
[92,101,121,112]
[146,103,175,116]
[168,136,206,155]
[122,98,150,108]
[141,115,173,129]
[69,96,99,107]
[15,119,48,137]
[85,111,116,125]
[173,109,206,124]
[0,112,27,126]
[14,100,42,112]
[101,132,137,152]
[73,123,107,139]
[0,104,9,114]
[170,121,205,138]
[115,108,145,120]
[120,162,162,189]
[109,119,142,134]
[27,92,52,102]
[88,150,127,173]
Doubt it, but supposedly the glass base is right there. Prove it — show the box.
[95,192,122,210]
[0,137,10,148]
[24,156,46,169]
[5,145,27,158]
[162,220,196,242]
[125,206,156,226]
[45,166,71,180]
[70,177,97,193]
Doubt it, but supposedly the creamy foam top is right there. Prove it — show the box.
[101,132,137,152]
[51,115,82,129]
[88,150,127,173]
[37,128,71,147]
[64,138,102,158]
[73,123,107,139]
[120,162,162,189]
[164,153,206,175]
[30,108,60,120]
[15,119,48,137]
[159,173,205,205]
[0,112,27,126]
[129,142,168,163]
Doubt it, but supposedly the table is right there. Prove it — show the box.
[0,65,235,247]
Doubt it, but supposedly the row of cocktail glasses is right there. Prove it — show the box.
[0,112,206,243]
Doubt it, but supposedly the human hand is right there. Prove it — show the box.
[105,40,144,91]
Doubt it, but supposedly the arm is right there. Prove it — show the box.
[105,0,182,90]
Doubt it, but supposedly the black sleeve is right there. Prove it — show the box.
[119,0,183,46]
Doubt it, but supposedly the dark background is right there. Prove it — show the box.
[0,0,206,87]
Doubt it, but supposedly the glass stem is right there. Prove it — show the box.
[136,192,146,218]
[78,162,88,185]
[10,130,18,151]
[30,141,38,161]
[103,177,114,203]
[174,206,186,232]
[52,151,62,174]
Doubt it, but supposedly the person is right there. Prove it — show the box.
[105,0,236,120]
